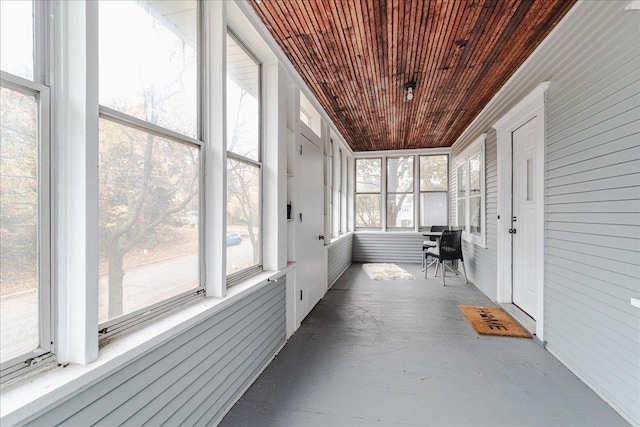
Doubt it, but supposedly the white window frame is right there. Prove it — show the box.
[225,30,263,286]
[354,157,382,229]
[418,154,449,230]
[0,0,54,384]
[96,1,205,340]
[385,156,415,229]
[456,134,486,247]
[0,74,53,384]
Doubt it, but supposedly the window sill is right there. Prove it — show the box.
[327,232,353,246]
[354,230,423,234]
[0,268,291,425]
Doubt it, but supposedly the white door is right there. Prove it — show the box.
[297,134,324,324]
[512,117,538,318]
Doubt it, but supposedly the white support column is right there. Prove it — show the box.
[341,148,348,234]
[55,0,99,364]
[331,141,338,238]
[262,61,288,271]
[204,1,227,297]
[347,155,355,232]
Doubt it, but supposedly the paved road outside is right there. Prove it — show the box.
[1,238,256,362]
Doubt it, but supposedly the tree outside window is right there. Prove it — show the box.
[386,156,414,228]
[226,33,262,281]
[419,155,448,228]
[98,0,201,323]
[355,158,381,228]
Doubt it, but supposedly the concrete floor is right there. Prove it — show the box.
[221,263,629,426]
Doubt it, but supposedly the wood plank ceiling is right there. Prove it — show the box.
[251,0,576,151]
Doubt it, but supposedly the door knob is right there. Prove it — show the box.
[508,228,517,234]
[318,235,325,240]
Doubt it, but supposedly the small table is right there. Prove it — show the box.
[422,231,444,239]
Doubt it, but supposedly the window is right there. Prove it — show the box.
[226,33,261,283]
[419,155,448,228]
[386,157,414,228]
[456,135,485,246]
[1,0,53,382]
[327,139,333,238]
[300,107,311,128]
[355,158,381,228]
[98,0,202,331]
[338,148,343,234]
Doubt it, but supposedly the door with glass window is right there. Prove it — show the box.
[512,117,538,318]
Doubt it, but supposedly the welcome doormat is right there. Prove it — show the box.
[362,263,415,280]
[458,305,531,338]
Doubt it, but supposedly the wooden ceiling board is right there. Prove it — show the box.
[251,0,575,151]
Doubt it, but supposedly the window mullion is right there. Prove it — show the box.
[54,0,100,365]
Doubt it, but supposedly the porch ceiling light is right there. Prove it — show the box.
[405,82,416,101]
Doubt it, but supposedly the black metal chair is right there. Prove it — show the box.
[422,225,448,269]
[425,229,468,286]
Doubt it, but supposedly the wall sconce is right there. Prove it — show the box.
[405,82,416,101]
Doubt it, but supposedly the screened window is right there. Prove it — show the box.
[456,135,485,246]
[355,158,381,228]
[386,156,414,228]
[1,0,53,382]
[226,33,262,283]
[419,155,448,228]
[98,0,202,330]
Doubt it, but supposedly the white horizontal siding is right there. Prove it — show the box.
[327,233,353,287]
[26,281,286,427]
[542,2,640,425]
[353,232,424,264]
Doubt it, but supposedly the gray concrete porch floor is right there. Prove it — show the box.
[220,262,628,426]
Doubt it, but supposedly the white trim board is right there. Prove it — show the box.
[492,82,548,341]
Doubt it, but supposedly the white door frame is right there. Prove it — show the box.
[492,82,548,340]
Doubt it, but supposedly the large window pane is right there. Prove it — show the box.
[99,1,198,138]
[470,196,482,235]
[457,163,467,232]
[469,154,481,195]
[355,194,381,228]
[227,159,261,275]
[387,194,414,228]
[458,163,467,198]
[0,0,34,81]
[99,119,200,323]
[0,86,39,362]
[356,158,381,192]
[420,155,448,191]
[227,35,260,161]
[420,192,447,227]
[387,157,413,193]
[457,199,466,232]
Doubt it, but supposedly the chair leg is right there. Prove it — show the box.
[422,249,426,269]
[461,259,469,284]
[441,260,446,286]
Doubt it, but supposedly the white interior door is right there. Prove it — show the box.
[512,117,538,318]
[297,134,324,325]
